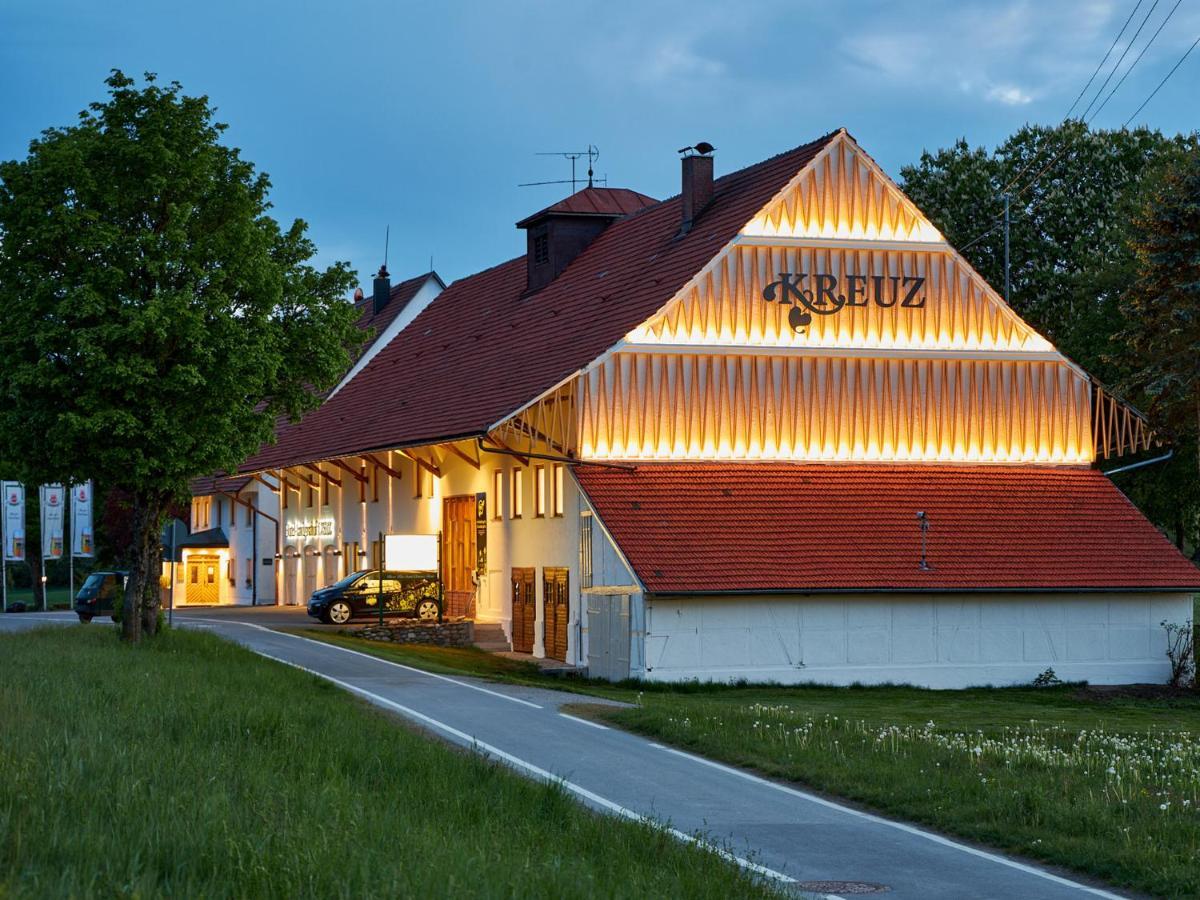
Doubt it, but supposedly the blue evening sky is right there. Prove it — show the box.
[2,1,1198,286]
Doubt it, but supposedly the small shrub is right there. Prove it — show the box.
[1031,668,1062,688]
[1162,619,1195,688]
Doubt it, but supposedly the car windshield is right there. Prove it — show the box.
[79,573,106,592]
[331,571,370,589]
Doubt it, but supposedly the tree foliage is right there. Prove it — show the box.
[901,123,1200,553]
[0,71,364,639]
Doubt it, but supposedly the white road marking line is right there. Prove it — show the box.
[558,712,610,730]
[184,618,544,709]
[650,743,1124,899]
[253,649,796,886]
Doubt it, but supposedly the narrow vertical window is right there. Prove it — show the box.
[552,464,565,517]
[305,484,314,508]
[510,469,524,519]
[412,459,423,499]
[245,494,255,527]
[492,469,503,520]
[372,463,381,503]
[245,558,252,587]
[320,469,330,506]
[534,466,546,518]
[580,511,593,589]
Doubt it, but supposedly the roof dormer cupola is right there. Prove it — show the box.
[517,187,656,293]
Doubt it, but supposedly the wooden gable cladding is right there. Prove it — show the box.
[490,381,577,460]
[742,133,943,242]
[1093,386,1155,460]
[579,352,1093,464]
[626,244,1049,353]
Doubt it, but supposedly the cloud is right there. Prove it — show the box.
[986,84,1034,105]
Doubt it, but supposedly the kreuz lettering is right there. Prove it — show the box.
[901,276,926,307]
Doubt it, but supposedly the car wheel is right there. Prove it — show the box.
[77,612,93,624]
[416,599,440,621]
[327,600,353,625]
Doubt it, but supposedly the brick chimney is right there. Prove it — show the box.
[679,142,715,234]
[372,265,391,315]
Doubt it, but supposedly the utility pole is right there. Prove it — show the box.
[1002,192,1011,304]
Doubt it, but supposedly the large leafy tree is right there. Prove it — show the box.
[1121,147,1200,473]
[0,71,363,640]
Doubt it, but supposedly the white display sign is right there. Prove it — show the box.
[384,534,438,572]
[3,481,25,562]
[71,481,94,558]
[40,484,65,559]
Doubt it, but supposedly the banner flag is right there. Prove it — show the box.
[3,482,25,562]
[71,481,94,558]
[40,484,65,560]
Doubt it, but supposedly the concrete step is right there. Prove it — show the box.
[473,623,509,651]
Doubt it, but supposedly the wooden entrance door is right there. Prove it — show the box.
[510,567,535,653]
[542,567,569,662]
[186,554,220,605]
[442,495,477,618]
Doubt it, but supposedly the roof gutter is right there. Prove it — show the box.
[644,584,1200,597]
[1102,450,1173,476]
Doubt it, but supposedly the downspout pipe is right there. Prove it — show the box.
[1102,450,1174,476]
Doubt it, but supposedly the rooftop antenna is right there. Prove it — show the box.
[916,511,933,571]
[383,224,390,272]
[519,145,604,191]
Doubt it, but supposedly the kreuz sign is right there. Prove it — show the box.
[763,272,926,332]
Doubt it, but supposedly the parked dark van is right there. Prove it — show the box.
[74,571,128,623]
[307,570,441,625]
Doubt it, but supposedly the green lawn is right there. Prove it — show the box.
[3,586,73,610]
[299,631,1200,898]
[0,627,781,899]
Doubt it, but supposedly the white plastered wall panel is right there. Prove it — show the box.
[640,592,1194,688]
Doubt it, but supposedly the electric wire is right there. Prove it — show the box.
[1078,0,1162,121]
[998,0,1145,196]
[954,0,1192,258]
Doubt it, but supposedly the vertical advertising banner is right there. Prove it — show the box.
[40,484,66,559]
[3,482,25,561]
[71,481,94,558]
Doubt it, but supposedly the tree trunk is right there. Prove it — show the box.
[29,553,44,610]
[122,491,166,642]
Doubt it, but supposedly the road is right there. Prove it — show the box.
[1,608,1132,900]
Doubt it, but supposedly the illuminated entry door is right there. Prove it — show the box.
[542,567,569,662]
[510,568,535,653]
[185,554,220,605]
[441,495,477,617]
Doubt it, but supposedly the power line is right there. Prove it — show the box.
[1079,0,1162,121]
[1000,0,1144,195]
[1122,32,1200,125]
[1087,0,1185,124]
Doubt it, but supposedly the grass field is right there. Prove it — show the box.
[0,627,781,899]
[301,631,1200,898]
[3,586,73,610]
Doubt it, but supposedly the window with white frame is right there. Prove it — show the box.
[510,468,524,519]
[534,465,546,518]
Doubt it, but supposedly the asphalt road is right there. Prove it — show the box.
[1,609,1132,900]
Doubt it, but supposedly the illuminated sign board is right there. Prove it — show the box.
[763,272,927,331]
[384,534,439,572]
[285,517,335,540]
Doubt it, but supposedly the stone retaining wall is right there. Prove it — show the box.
[352,618,474,647]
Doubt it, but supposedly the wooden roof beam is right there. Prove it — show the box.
[364,452,407,481]
[444,441,481,469]
[304,463,342,488]
[331,458,369,483]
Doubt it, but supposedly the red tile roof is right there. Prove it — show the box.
[189,474,252,497]
[352,271,441,353]
[515,186,658,226]
[574,463,1200,593]
[241,131,840,473]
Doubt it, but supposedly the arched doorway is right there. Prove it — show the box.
[283,545,299,605]
[302,548,317,602]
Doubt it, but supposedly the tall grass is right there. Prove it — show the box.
[603,691,1200,898]
[0,627,778,899]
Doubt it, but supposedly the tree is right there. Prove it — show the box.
[1121,147,1200,478]
[0,71,363,641]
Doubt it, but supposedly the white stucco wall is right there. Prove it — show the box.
[272,450,584,662]
[641,592,1195,688]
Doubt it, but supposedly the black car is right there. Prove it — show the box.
[307,570,441,625]
[74,571,128,623]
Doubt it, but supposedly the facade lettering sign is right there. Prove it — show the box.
[285,517,335,540]
[763,271,926,331]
